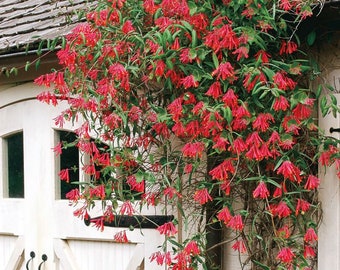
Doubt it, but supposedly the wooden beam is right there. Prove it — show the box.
[53,239,80,270]
[5,236,24,270]
[85,215,174,229]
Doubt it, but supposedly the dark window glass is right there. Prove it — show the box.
[59,131,79,199]
[7,132,24,198]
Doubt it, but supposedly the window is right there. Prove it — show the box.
[58,131,79,199]
[3,132,24,198]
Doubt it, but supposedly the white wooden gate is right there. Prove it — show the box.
[0,83,165,270]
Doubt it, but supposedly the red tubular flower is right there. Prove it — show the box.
[163,187,182,199]
[246,132,264,147]
[171,37,180,50]
[182,141,205,158]
[220,180,231,195]
[52,142,63,156]
[212,135,229,152]
[232,239,247,253]
[286,41,298,54]
[227,214,244,231]
[168,97,183,120]
[271,201,291,218]
[114,230,129,243]
[126,175,145,193]
[104,113,122,129]
[232,46,249,61]
[276,161,301,183]
[205,24,239,52]
[273,95,290,111]
[255,50,271,64]
[209,159,235,181]
[150,251,171,266]
[229,137,247,154]
[122,20,135,34]
[172,122,186,137]
[37,91,58,106]
[141,192,157,206]
[108,63,129,81]
[217,207,232,224]
[222,88,238,108]
[184,241,200,255]
[120,201,134,216]
[58,169,70,182]
[184,163,193,174]
[193,188,212,205]
[192,101,205,115]
[154,60,166,77]
[143,0,159,15]
[292,103,313,120]
[206,81,222,99]
[279,40,298,55]
[180,48,196,64]
[181,75,199,89]
[304,175,320,190]
[152,122,170,139]
[273,186,283,198]
[185,120,201,138]
[253,181,270,199]
[212,62,237,82]
[66,189,81,202]
[277,225,291,239]
[150,251,166,265]
[304,245,316,259]
[83,164,97,176]
[252,113,274,132]
[276,247,295,264]
[268,131,281,144]
[295,199,310,216]
[157,221,178,236]
[279,0,292,11]
[273,71,297,91]
[304,228,318,244]
[246,145,264,161]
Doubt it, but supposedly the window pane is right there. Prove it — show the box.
[7,132,24,198]
[59,131,79,199]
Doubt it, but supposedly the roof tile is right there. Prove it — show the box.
[0,0,90,54]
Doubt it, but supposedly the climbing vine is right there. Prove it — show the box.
[36,0,340,269]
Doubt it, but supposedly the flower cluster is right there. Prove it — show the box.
[36,0,340,269]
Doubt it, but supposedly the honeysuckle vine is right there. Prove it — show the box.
[35,0,340,269]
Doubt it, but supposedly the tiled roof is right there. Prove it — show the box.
[0,0,91,55]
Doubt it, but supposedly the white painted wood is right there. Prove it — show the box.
[318,93,340,270]
[54,239,80,270]
[67,239,136,270]
[4,236,24,270]
[125,243,144,270]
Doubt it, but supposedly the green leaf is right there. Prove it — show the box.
[253,261,270,270]
[222,106,232,124]
[135,170,144,183]
[25,61,31,72]
[265,178,282,188]
[320,96,329,117]
[307,30,316,46]
[180,20,193,31]
[10,67,18,76]
[212,53,219,69]
[191,29,197,47]
[316,84,322,99]
[35,59,41,70]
